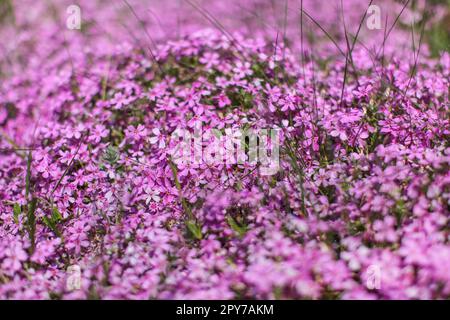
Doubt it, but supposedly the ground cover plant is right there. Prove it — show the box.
[0,0,449,299]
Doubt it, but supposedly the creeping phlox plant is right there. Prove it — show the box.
[0,0,449,299]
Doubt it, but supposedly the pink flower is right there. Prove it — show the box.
[149,128,166,148]
[2,244,27,272]
[125,124,148,141]
[90,124,109,144]
[216,93,231,108]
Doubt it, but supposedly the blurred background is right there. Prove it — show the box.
[0,0,448,77]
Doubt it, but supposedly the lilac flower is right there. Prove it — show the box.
[0,0,448,300]
[125,125,148,141]
[2,244,27,273]
[89,124,109,144]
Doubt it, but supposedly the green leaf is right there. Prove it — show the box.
[273,286,283,300]
[186,220,203,240]
[394,198,407,225]
[168,158,194,220]
[226,215,247,237]
[51,206,62,222]
[13,203,21,224]
[0,0,15,25]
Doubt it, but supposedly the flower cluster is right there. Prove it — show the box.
[0,0,449,299]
